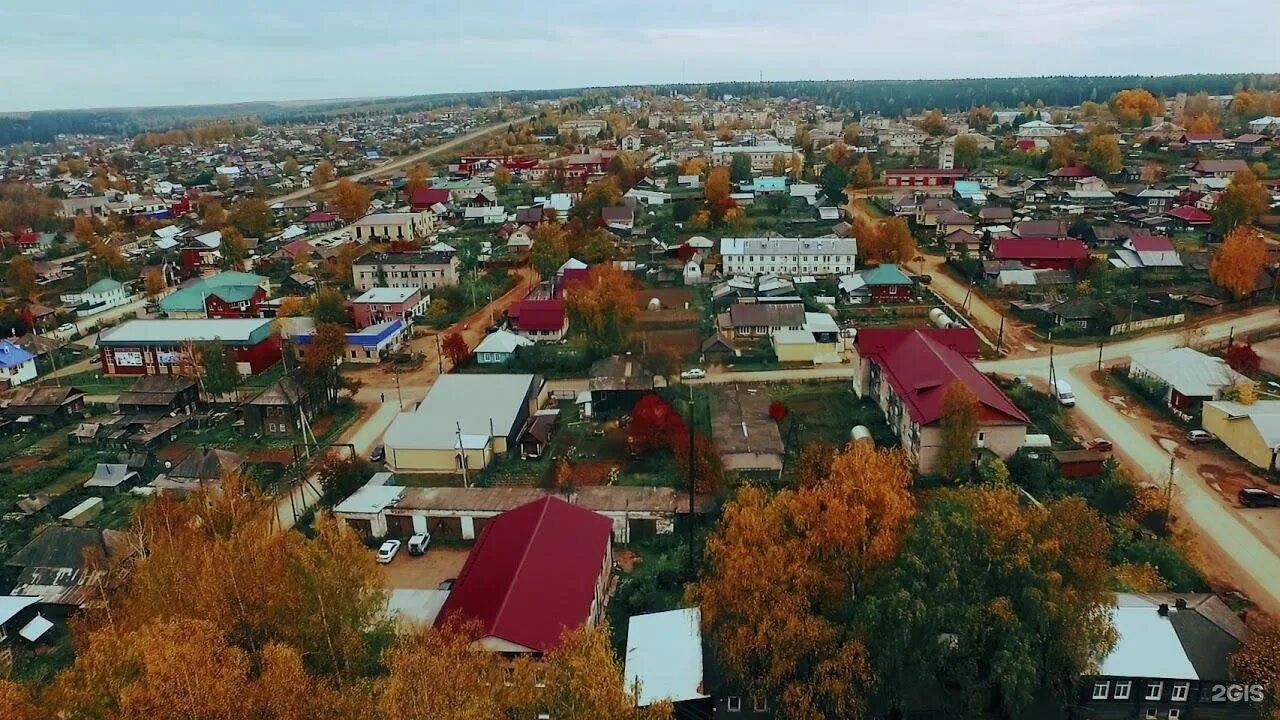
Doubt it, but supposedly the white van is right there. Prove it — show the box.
[1051,379,1075,407]
[407,533,431,556]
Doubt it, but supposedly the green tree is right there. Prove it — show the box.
[729,152,753,183]
[6,254,38,300]
[819,162,850,206]
[229,197,274,238]
[311,286,349,326]
[530,222,570,279]
[936,381,979,478]
[195,338,240,397]
[952,135,981,170]
[864,487,1116,719]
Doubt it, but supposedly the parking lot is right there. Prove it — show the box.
[379,545,469,589]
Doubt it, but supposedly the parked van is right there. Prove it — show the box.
[1051,379,1075,407]
[407,533,431,556]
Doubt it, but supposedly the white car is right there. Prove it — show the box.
[680,368,707,380]
[56,323,76,335]
[376,539,402,564]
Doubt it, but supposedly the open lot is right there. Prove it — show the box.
[379,546,470,590]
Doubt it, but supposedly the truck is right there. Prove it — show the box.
[1051,379,1075,407]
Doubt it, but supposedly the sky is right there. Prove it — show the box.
[3,0,1279,113]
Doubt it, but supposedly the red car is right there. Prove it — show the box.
[1087,438,1113,453]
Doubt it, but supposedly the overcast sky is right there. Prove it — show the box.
[3,0,1279,112]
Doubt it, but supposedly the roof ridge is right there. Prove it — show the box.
[488,496,558,646]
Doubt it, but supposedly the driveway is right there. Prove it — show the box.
[380,547,469,590]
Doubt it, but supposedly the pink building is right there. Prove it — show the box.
[351,287,427,328]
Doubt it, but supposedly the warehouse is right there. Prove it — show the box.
[96,319,281,376]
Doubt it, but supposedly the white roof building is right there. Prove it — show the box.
[624,608,709,707]
[354,287,419,304]
[475,329,533,355]
[1100,595,1199,680]
[1129,347,1251,400]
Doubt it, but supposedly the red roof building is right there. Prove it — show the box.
[881,168,970,187]
[855,327,981,359]
[989,238,1091,272]
[860,330,1028,473]
[408,187,451,211]
[434,496,613,653]
[1048,165,1096,180]
[509,299,569,341]
[1164,205,1213,226]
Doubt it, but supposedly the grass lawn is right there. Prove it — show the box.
[42,370,135,395]
[854,197,887,218]
[768,381,898,451]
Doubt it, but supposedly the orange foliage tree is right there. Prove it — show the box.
[1229,618,1280,720]
[1216,168,1271,233]
[330,178,373,224]
[702,166,736,224]
[563,264,638,354]
[310,159,336,187]
[1110,88,1161,126]
[937,380,980,477]
[693,443,914,719]
[1210,225,1267,299]
[856,216,916,265]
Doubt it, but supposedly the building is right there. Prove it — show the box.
[474,329,533,364]
[158,271,270,319]
[719,237,856,276]
[1110,235,1183,270]
[0,386,86,425]
[349,210,435,242]
[988,238,1091,272]
[96,318,281,376]
[383,374,543,473]
[351,287,426,328]
[115,375,199,416]
[434,496,612,653]
[709,144,799,172]
[4,526,131,607]
[0,340,38,387]
[624,608,712,718]
[853,264,915,302]
[723,302,805,338]
[881,168,969,187]
[1074,594,1252,720]
[296,319,411,365]
[1201,400,1280,470]
[245,376,322,437]
[1128,347,1251,412]
[60,278,130,317]
[858,329,1027,473]
[351,251,459,292]
[709,384,785,473]
[508,298,569,341]
[1192,159,1250,179]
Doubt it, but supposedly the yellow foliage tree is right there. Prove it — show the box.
[937,380,979,476]
[1229,618,1280,720]
[311,160,336,188]
[330,178,373,224]
[1110,88,1161,126]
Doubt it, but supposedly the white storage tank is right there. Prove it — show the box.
[850,425,874,447]
[929,307,954,329]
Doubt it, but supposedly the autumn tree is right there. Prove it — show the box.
[219,226,249,270]
[380,621,507,720]
[229,197,274,238]
[865,488,1115,718]
[952,135,981,170]
[702,166,736,224]
[850,155,874,188]
[857,216,916,265]
[936,380,979,477]
[1210,225,1267,300]
[967,106,993,130]
[492,165,513,193]
[1229,618,1280,720]
[405,162,431,192]
[143,267,167,300]
[302,322,348,389]
[1225,342,1262,375]
[694,444,914,719]
[920,109,947,136]
[793,438,837,489]
[1215,168,1271,233]
[200,198,228,230]
[1110,88,1161,126]
[1085,134,1123,176]
[311,286,349,325]
[564,263,638,355]
[1048,134,1076,170]
[628,393,686,455]
[5,254,38,300]
[311,159,336,187]
[282,156,300,176]
[330,178,373,224]
[442,331,470,368]
[530,221,570,278]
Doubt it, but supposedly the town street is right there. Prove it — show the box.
[983,307,1280,614]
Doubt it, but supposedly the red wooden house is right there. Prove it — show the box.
[988,238,1090,272]
[881,168,969,187]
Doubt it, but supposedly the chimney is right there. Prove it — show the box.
[1157,603,1170,617]
[1175,597,1187,611]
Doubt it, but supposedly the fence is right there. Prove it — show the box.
[1109,312,1185,336]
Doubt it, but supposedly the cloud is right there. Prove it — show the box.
[2,0,1278,111]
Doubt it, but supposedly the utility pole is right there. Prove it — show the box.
[436,334,443,374]
[394,369,403,408]
[996,315,1005,355]
[456,421,470,488]
[1097,339,1104,371]
[1164,454,1176,520]
[1227,325,1235,348]
[687,384,696,580]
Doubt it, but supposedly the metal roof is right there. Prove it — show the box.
[97,318,275,345]
[625,608,709,707]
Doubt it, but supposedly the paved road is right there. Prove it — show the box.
[266,116,532,206]
[983,306,1280,614]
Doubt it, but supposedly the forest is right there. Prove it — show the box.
[5,73,1280,147]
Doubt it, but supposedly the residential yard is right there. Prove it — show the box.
[40,370,135,395]
[767,381,897,452]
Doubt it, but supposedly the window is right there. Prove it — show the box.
[1114,681,1132,700]
[1092,682,1110,700]
[1171,683,1189,702]
[753,696,768,712]
[1167,711,1181,720]
[726,696,741,712]
[1146,682,1163,701]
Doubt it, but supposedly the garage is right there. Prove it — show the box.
[428,516,463,541]
[343,518,372,540]
[627,517,658,542]
[386,514,416,539]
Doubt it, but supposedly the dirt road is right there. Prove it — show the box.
[983,306,1280,614]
